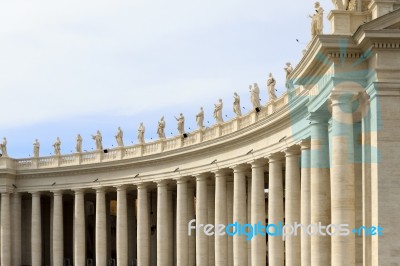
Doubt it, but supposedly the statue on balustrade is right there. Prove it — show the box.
[92,130,103,151]
[284,62,294,89]
[233,92,242,117]
[250,83,261,109]
[0,137,7,157]
[138,123,145,144]
[309,2,324,39]
[213,99,224,123]
[53,137,61,156]
[175,113,185,135]
[115,127,124,147]
[196,107,204,129]
[76,134,83,153]
[157,116,166,139]
[267,73,277,101]
[33,139,40,158]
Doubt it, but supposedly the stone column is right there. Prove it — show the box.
[331,92,356,266]
[157,181,171,266]
[251,159,267,266]
[196,174,209,266]
[177,177,189,266]
[246,175,252,266]
[31,192,42,266]
[309,112,331,266]
[208,181,215,266]
[268,154,284,266]
[214,169,228,266]
[74,189,86,266]
[96,188,107,266]
[285,147,301,266]
[300,140,311,266]
[188,185,196,266]
[53,191,64,266]
[232,165,248,266]
[117,186,128,265]
[1,192,11,266]
[227,179,234,266]
[12,192,22,266]
[137,184,150,266]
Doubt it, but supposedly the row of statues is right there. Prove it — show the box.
[1,68,295,158]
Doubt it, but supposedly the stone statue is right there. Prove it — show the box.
[53,137,61,156]
[250,83,261,109]
[213,99,224,123]
[33,139,40,158]
[76,134,83,153]
[309,2,324,39]
[92,130,103,151]
[115,127,124,147]
[196,107,204,129]
[175,113,185,135]
[284,62,294,89]
[233,92,242,117]
[347,0,357,11]
[267,73,277,101]
[0,137,8,157]
[138,123,145,144]
[157,116,166,139]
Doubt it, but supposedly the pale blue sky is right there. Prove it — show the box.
[0,0,333,158]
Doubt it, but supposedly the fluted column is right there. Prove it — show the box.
[12,192,22,266]
[309,112,331,266]
[137,184,150,266]
[157,181,171,266]
[226,179,234,266]
[331,92,356,266]
[214,169,228,266]
[208,181,215,266]
[96,188,107,266]
[246,175,252,266]
[285,147,301,266]
[31,192,42,266]
[232,165,248,266]
[251,159,267,266]
[188,185,196,266]
[268,154,284,266]
[196,174,209,266]
[74,189,86,266]
[53,191,64,266]
[177,177,189,266]
[300,140,311,265]
[1,192,11,266]
[117,186,128,265]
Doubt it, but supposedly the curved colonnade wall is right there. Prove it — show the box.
[1,6,400,266]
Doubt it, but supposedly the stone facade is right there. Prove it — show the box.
[0,2,400,266]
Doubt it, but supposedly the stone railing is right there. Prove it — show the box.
[8,88,300,170]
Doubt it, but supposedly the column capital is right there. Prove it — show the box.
[283,146,301,157]
[266,153,284,163]
[156,180,170,188]
[52,190,64,197]
[176,176,190,184]
[329,90,358,106]
[95,186,106,193]
[31,191,41,197]
[136,183,149,190]
[73,188,86,195]
[230,164,250,173]
[250,158,268,168]
[299,139,311,150]
[307,112,330,124]
[116,185,128,191]
[195,173,210,182]
[213,168,232,177]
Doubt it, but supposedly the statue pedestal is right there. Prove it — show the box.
[328,10,370,35]
[0,157,14,169]
[369,0,396,19]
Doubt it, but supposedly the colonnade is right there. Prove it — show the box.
[0,92,361,266]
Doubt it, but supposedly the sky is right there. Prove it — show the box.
[0,0,333,158]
